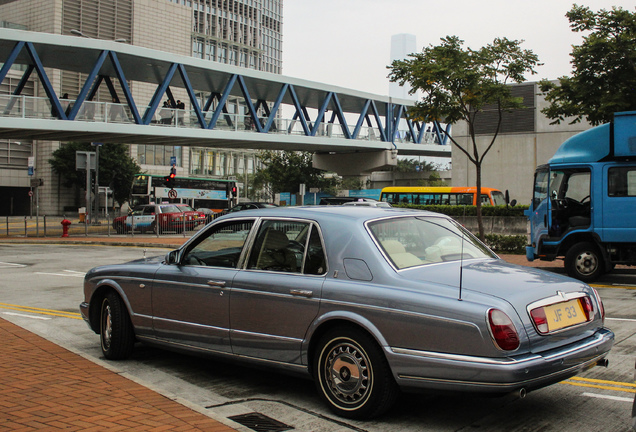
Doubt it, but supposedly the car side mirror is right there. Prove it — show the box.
[165,250,179,265]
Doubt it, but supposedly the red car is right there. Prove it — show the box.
[113,204,205,234]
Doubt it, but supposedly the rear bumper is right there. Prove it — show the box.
[388,327,614,394]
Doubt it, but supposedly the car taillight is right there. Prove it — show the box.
[579,296,594,321]
[530,307,549,334]
[592,288,605,322]
[488,309,519,351]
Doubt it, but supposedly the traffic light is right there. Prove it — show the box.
[231,186,237,198]
[164,165,176,188]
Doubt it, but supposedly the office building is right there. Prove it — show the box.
[0,0,282,216]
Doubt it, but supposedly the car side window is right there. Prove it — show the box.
[304,225,327,275]
[182,220,254,268]
[246,220,326,274]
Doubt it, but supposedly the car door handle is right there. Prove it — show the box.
[290,289,313,298]
[207,280,226,287]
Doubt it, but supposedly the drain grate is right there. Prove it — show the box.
[228,412,294,432]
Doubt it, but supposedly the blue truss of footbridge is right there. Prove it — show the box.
[0,28,450,157]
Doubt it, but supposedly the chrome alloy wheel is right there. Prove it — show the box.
[100,299,113,351]
[323,339,372,406]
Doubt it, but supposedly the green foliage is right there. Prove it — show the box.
[540,5,636,125]
[252,150,337,196]
[388,36,540,127]
[396,204,529,217]
[483,234,526,254]
[48,142,141,205]
[388,36,539,238]
[395,158,437,173]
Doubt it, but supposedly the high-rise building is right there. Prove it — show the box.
[389,33,416,101]
[0,0,282,216]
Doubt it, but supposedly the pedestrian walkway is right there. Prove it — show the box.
[0,317,237,431]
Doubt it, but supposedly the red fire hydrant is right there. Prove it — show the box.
[61,218,71,238]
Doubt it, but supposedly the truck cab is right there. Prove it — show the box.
[526,111,636,281]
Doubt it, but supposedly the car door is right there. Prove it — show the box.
[230,218,327,364]
[151,218,255,353]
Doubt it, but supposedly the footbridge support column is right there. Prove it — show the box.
[312,150,398,176]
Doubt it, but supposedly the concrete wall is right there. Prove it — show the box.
[453,216,526,236]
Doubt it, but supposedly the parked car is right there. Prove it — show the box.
[112,203,205,234]
[83,207,613,419]
[226,202,278,213]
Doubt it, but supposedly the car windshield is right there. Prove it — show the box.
[177,205,195,212]
[367,216,496,269]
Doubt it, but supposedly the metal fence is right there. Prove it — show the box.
[0,214,210,239]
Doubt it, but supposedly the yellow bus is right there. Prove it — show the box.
[380,186,506,206]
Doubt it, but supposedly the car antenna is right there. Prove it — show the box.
[458,231,465,301]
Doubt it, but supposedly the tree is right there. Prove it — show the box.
[540,5,636,126]
[388,36,540,238]
[251,150,337,200]
[49,142,141,205]
[395,158,438,173]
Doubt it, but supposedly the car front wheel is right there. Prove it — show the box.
[313,327,398,419]
[100,291,135,360]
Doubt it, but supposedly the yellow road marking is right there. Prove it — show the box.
[590,284,636,290]
[562,376,636,393]
[0,302,82,320]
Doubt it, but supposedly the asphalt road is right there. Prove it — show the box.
[1,243,634,432]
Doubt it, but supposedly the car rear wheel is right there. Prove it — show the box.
[314,327,398,419]
[565,242,604,282]
[100,291,135,360]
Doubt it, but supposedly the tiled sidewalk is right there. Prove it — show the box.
[0,317,236,431]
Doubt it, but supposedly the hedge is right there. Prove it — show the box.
[483,234,526,254]
[395,204,529,217]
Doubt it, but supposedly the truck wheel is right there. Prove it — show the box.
[565,242,604,282]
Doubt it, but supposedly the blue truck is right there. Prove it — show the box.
[526,111,636,282]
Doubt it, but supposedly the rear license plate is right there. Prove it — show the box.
[544,299,586,331]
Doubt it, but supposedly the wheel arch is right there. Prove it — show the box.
[558,232,606,260]
[305,313,389,379]
[88,281,131,332]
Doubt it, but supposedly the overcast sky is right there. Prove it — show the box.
[282,1,634,96]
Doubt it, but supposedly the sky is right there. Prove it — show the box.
[282,0,635,97]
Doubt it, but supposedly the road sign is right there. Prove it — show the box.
[28,190,33,197]
[168,189,178,199]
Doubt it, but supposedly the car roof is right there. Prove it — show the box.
[216,205,441,224]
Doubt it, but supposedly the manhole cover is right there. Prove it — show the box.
[228,412,294,432]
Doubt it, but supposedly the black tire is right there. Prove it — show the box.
[100,291,135,360]
[114,224,124,234]
[313,327,399,419]
[565,242,604,282]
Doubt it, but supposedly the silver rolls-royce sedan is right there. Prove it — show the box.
[80,206,614,419]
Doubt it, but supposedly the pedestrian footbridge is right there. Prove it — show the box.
[0,28,450,161]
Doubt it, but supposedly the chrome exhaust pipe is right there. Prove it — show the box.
[596,358,609,368]
[519,388,527,399]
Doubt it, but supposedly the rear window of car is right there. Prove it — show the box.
[367,216,495,269]
[159,205,180,213]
